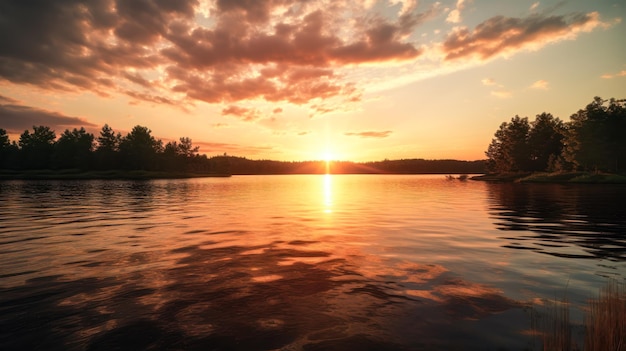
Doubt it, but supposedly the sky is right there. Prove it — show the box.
[0,0,625,162]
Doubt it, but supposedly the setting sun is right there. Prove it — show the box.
[322,151,336,162]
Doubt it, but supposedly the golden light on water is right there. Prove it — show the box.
[323,174,333,214]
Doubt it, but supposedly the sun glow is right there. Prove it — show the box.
[322,150,335,162]
[322,149,336,174]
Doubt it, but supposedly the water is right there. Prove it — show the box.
[0,175,624,350]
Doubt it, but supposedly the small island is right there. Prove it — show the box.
[473,96,626,184]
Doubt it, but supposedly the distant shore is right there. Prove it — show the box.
[0,169,231,180]
[471,172,626,184]
[5,170,626,183]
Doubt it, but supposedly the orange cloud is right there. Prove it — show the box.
[481,78,497,86]
[446,0,467,24]
[442,12,606,61]
[530,79,549,90]
[601,70,626,79]
[193,140,273,156]
[490,90,512,99]
[345,130,393,138]
[221,106,261,122]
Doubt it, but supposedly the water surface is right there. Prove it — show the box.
[1,175,624,350]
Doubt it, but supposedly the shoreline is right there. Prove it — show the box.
[471,172,626,184]
[3,170,626,183]
[0,169,231,180]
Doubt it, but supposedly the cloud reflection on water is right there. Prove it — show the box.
[0,237,524,350]
[0,177,548,350]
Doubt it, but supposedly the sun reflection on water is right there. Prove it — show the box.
[323,174,333,213]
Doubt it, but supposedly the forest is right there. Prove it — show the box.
[0,124,229,175]
[0,124,485,176]
[485,96,626,174]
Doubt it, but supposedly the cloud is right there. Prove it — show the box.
[442,11,607,61]
[490,90,512,99]
[123,90,182,107]
[0,1,427,108]
[193,140,273,156]
[446,0,467,24]
[0,95,98,134]
[530,2,540,12]
[481,78,496,86]
[0,0,613,112]
[530,79,549,89]
[345,130,393,138]
[221,105,261,122]
[272,107,283,114]
[601,70,626,79]
[0,0,192,94]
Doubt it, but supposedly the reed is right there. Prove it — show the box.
[533,296,574,351]
[584,280,626,351]
[532,280,626,351]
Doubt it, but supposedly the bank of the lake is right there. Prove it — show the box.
[471,172,626,184]
[0,169,231,180]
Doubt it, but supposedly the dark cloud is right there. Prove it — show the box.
[345,130,393,138]
[330,8,436,64]
[0,0,425,107]
[194,140,273,155]
[442,12,601,61]
[0,0,194,92]
[221,105,260,122]
[122,71,153,88]
[123,90,181,107]
[0,96,97,134]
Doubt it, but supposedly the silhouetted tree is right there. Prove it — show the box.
[18,126,56,169]
[564,97,626,172]
[162,140,183,171]
[0,128,19,169]
[485,116,531,172]
[53,127,95,169]
[95,124,122,169]
[161,137,201,171]
[119,125,163,170]
[96,124,121,152]
[178,137,199,158]
[528,113,566,171]
[0,128,8,149]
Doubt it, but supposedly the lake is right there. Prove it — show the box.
[1,175,625,350]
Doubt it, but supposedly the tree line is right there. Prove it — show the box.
[0,124,228,173]
[486,97,626,173]
[0,122,487,175]
[224,157,485,175]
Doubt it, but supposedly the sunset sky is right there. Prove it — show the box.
[0,0,625,162]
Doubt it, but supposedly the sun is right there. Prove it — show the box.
[321,150,335,174]
[322,151,335,162]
